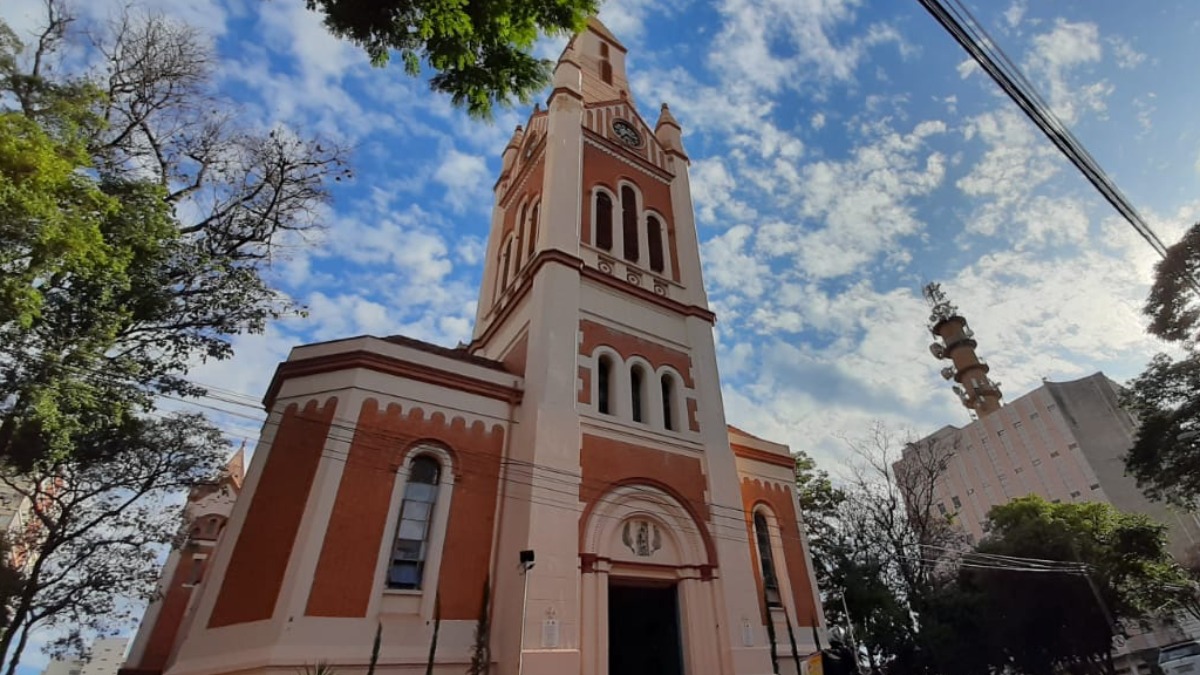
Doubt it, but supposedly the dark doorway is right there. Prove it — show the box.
[608,581,684,675]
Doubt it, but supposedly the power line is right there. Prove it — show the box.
[916,0,1190,271]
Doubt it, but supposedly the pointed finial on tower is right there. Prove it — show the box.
[501,124,525,175]
[923,282,1003,417]
[655,102,687,159]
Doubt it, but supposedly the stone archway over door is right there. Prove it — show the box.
[580,484,724,675]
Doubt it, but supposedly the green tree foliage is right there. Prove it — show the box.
[1123,353,1200,505]
[942,496,1195,675]
[0,414,226,675]
[304,0,598,118]
[0,2,348,470]
[0,0,349,663]
[800,423,964,674]
[1123,222,1200,505]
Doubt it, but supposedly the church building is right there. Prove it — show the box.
[124,18,825,675]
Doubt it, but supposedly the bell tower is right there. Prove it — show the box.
[469,17,779,675]
[924,283,1003,417]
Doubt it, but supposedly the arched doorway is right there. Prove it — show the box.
[580,484,723,675]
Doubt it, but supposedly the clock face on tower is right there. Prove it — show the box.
[612,120,642,147]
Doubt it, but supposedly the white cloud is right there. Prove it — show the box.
[708,0,902,95]
[1026,19,1109,124]
[811,112,827,130]
[433,149,491,214]
[956,59,979,79]
[1004,1,1026,29]
[752,119,948,280]
[1108,36,1146,69]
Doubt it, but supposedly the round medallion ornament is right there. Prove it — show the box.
[612,120,642,147]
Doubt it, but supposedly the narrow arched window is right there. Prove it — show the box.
[754,512,782,607]
[630,365,645,423]
[648,215,665,273]
[527,203,540,261]
[389,456,441,589]
[597,356,613,415]
[595,192,613,251]
[515,203,528,268]
[661,374,675,431]
[621,186,639,262]
[499,238,513,290]
[601,59,613,85]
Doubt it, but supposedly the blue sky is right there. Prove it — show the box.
[5,0,1200,665]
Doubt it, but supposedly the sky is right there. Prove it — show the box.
[4,0,1200,666]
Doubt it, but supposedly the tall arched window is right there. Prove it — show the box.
[601,60,613,85]
[753,512,782,607]
[597,355,613,415]
[647,215,665,273]
[630,364,646,423]
[527,203,540,260]
[514,203,528,269]
[595,192,613,251]
[389,456,441,589]
[499,238,513,290]
[661,374,675,431]
[621,186,639,262]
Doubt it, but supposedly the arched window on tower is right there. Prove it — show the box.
[630,364,646,423]
[597,355,613,415]
[621,186,639,262]
[515,203,528,269]
[499,237,513,290]
[595,192,613,251]
[389,456,441,589]
[661,374,675,431]
[753,512,782,607]
[647,215,665,273]
[527,202,540,261]
[600,44,613,84]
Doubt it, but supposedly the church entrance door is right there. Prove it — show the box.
[608,580,684,675]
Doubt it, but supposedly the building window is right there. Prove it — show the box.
[967,488,975,495]
[1030,412,1040,419]
[595,192,613,251]
[1014,466,1024,474]
[996,430,1005,437]
[527,203,540,260]
[1050,450,1060,458]
[499,237,513,290]
[937,503,947,516]
[1090,483,1101,490]
[388,456,440,589]
[661,374,675,431]
[951,496,962,509]
[1013,421,1022,429]
[600,42,609,57]
[1068,442,1079,450]
[597,356,613,415]
[188,556,205,585]
[630,365,646,423]
[647,215,665,273]
[621,185,639,262]
[1069,490,1081,498]
[1032,458,1042,466]
[1047,404,1057,412]
[753,512,782,607]
[514,203,527,268]
[601,59,613,84]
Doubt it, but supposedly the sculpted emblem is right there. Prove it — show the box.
[622,519,662,557]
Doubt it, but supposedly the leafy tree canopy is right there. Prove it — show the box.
[945,496,1194,675]
[1123,222,1200,506]
[304,0,599,118]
